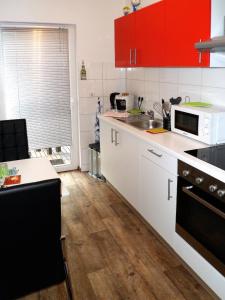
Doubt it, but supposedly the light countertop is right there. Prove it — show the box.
[100,115,225,182]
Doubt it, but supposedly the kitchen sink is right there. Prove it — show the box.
[116,115,162,130]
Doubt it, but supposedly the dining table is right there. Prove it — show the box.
[3,158,69,198]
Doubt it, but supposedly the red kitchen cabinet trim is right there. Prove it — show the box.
[165,0,211,67]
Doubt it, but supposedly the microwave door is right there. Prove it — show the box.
[175,111,199,136]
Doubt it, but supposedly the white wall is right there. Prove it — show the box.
[0,0,126,170]
[0,0,125,62]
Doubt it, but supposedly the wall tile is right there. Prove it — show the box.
[79,80,103,97]
[85,62,103,80]
[127,68,145,80]
[79,97,99,115]
[201,86,225,106]
[103,62,126,79]
[103,96,111,112]
[145,81,160,104]
[80,130,95,149]
[145,68,160,82]
[79,114,96,131]
[103,79,126,97]
[160,68,179,84]
[178,85,202,103]
[178,68,202,86]
[159,82,179,101]
[202,68,225,89]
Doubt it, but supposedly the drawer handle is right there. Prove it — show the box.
[168,179,173,201]
[147,149,162,158]
[115,131,119,146]
[111,128,115,144]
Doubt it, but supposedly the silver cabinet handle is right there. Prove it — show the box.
[111,128,115,144]
[130,48,132,65]
[147,149,162,158]
[115,131,119,146]
[134,48,137,65]
[198,39,202,64]
[168,179,173,201]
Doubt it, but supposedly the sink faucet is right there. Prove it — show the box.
[146,110,154,120]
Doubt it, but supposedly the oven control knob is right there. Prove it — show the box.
[209,185,218,193]
[195,177,204,185]
[217,189,225,198]
[182,170,190,177]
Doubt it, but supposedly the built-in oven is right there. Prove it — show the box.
[176,160,225,276]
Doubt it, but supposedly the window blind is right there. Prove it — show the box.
[0,27,72,150]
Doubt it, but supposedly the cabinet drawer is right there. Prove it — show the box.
[139,142,177,175]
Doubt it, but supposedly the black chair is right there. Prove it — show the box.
[0,119,29,162]
[0,178,73,299]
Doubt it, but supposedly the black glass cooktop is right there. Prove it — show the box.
[186,144,225,171]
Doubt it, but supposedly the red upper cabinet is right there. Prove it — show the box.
[164,0,211,67]
[114,13,136,67]
[114,0,211,67]
[135,1,166,66]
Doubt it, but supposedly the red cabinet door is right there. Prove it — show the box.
[115,14,136,67]
[165,0,211,67]
[135,1,166,66]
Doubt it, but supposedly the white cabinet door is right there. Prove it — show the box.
[100,120,118,187]
[100,120,139,208]
[138,154,177,246]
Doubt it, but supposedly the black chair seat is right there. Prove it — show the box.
[0,179,71,299]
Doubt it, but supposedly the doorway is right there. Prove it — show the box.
[0,23,79,172]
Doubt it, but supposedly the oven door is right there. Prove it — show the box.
[176,177,225,276]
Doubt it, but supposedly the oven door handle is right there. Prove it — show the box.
[182,186,225,220]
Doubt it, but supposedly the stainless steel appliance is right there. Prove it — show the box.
[177,160,225,276]
[171,104,225,145]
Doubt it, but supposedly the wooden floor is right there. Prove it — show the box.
[20,171,216,300]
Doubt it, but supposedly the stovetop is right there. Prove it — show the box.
[186,144,225,171]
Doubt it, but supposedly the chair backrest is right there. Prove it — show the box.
[0,178,66,299]
[0,119,29,162]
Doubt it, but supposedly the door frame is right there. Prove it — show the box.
[0,22,79,172]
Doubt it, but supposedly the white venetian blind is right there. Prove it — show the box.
[0,27,72,150]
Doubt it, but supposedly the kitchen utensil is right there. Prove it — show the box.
[138,97,144,110]
[170,97,182,105]
[153,102,163,117]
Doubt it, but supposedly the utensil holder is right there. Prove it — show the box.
[163,116,171,131]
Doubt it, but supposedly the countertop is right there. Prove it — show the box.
[100,115,225,182]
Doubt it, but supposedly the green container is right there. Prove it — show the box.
[0,163,9,179]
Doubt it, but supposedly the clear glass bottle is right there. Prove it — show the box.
[80,60,87,80]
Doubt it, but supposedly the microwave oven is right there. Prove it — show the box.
[171,105,225,145]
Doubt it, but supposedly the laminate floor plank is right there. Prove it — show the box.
[19,171,216,300]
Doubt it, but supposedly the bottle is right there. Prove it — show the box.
[80,60,87,80]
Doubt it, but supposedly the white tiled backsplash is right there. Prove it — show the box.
[78,62,126,171]
[79,65,225,171]
[127,68,225,113]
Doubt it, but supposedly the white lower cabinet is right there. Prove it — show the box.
[138,144,177,246]
[100,119,139,208]
[100,118,177,247]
